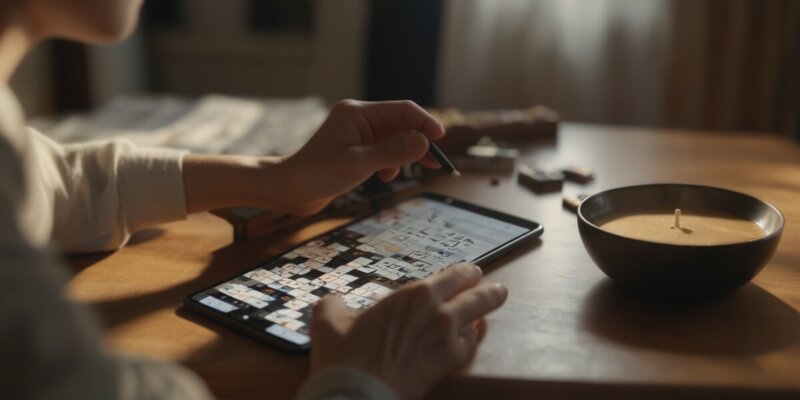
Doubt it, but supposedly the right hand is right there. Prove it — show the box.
[261,100,444,217]
[309,263,508,400]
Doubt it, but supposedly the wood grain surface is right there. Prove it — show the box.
[67,123,800,399]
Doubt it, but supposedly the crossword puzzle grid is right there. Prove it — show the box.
[194,198,529,340]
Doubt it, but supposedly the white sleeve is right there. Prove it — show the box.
[26,128,188,253]
[294,368,399,400]
[0,130,214,400]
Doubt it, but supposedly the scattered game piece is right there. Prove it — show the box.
[561,165,594,184]
[464,137,519,172]
[563,194,590,213]
[427,106,560,152]
[518,164,564,193]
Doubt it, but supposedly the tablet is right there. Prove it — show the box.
[184,193,542,352]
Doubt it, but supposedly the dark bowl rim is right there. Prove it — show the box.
[577,183,785,248]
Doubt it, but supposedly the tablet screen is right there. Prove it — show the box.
[188,195,538,348]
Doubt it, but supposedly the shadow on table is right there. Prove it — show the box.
[481,238,542,275]
[64,228,167,277]
[79,225,315,398]
[126,227,167,246]
[65,251,114,276]
[581,280,800,357]
[85,224,310,329]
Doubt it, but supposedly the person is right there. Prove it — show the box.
[0,1,509,399]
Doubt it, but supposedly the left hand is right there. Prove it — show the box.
[265,99,444,216]
[308,263,507,400]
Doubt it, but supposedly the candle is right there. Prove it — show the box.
[599,209,765,246]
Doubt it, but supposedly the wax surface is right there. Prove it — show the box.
[600,212,765,245]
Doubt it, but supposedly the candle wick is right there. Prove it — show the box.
[674,208,681,229]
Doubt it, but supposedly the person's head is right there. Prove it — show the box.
[5,0,143,43]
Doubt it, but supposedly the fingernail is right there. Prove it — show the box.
[404,133,428,155]
[456,263,481,274]
[493,283,508,297]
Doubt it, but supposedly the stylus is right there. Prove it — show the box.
[428,142,461,178]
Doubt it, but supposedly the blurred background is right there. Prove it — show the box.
[9,0,800,140]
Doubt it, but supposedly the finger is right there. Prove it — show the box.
[311,295,355,336]
[378,167,400,182]
[354,132,429,172]
[453,321,480,365]
[474,318,488,342]
[425,262,483,301]
[458,321,478,339]
[359,101,446,141]
[443,282,508,327]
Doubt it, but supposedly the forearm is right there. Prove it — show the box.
[182,154,285,214]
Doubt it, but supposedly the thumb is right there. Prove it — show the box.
[311,295,355,337]
[356,132,429,172]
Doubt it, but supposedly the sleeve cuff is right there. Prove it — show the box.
[117,146,189,232]
[295,368,399,400]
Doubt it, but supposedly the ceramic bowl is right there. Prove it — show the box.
[577,184,784,297]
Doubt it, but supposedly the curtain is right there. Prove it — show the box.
[437,0,799,137]
[665,0,799,135]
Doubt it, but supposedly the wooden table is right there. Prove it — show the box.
[67,123,800,399]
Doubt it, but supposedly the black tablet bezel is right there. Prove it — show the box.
[184,192,543,353]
